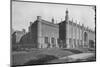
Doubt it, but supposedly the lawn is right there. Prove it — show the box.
[12,48,73,66]
[12,48,96,66]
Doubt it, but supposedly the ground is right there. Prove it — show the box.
[11,47,96,66]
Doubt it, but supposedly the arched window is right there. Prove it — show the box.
[84,32,88,42]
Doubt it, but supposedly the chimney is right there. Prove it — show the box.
[79,22,80,25]
[22,29,26,34]
[37,16,41,21]
[30,22,32,26]
[52,18,54,23]
[75,20,77,26]
[87,26,89,30]
[82,24,84,27]
[65,8,69,22]
[61,18,62,22]
[72,18,73,22]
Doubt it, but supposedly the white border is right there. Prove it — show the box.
[0,0,100,67]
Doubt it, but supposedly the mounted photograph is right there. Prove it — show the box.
[11,0,96,67]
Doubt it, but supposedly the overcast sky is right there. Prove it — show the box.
[12,1,95,32]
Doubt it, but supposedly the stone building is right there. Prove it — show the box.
[19,9,95,49]
[12,29,26,44]
[59,9,95,48]
[27,16,59,48]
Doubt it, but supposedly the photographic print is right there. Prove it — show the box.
[11,0,96,67]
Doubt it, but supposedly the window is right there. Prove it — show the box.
[45,37,49,44]
[69,38,72,44]
[81,40,82,45]
[51,37,56,47]
[51,37,55,44]
[77,40,80,47]
[57,38,60,44]
[74,39,76,47]
[84,32,87,41]
[80,40,83,47]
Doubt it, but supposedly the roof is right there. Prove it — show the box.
[41,19,59,27]
[33,19,59,28]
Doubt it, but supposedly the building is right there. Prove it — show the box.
[19,9,95,49]
[12,29,26,44]
[28,16,59,48]
[59,9,95,48]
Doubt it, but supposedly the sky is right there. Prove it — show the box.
[12,1,95,32]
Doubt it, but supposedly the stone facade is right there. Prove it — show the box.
[12,29,26,44]
[18,9,95,49]
[28,16,59,48]
[59,9,95,48]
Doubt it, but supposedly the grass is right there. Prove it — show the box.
[40,48,74,57]
[61,49,82,54]
[12,48,73,66]
[62,48,96,53]
[24,54,58,65]
[12,48,96,66]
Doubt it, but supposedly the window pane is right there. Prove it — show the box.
[45,37,48,44]
[51,37,55,44]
